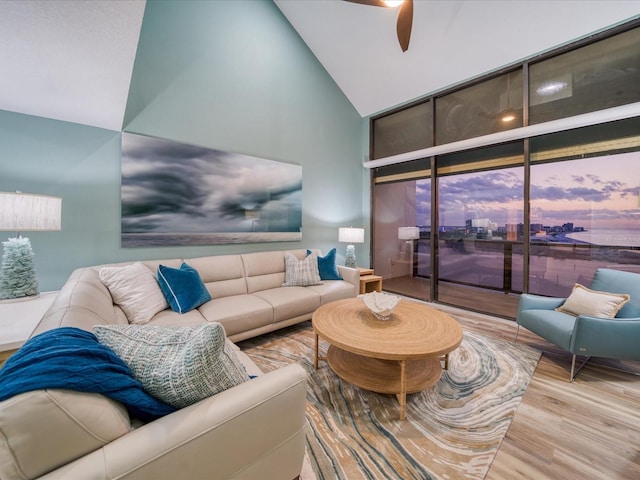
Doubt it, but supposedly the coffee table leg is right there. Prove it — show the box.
[398,360,407,421]
[314,333,319,370]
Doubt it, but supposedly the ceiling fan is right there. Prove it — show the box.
[344,0,413,52]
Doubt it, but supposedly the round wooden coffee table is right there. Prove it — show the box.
[312,297,463,420]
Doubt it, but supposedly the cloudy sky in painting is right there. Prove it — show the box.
[415,152,639,230]
[121,133,302,233]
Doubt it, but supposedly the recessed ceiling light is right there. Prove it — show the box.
[536,81,568,96]
[383,0,404,7]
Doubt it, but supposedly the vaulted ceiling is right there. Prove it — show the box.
[0,0,145,131]
[0,0,638,131]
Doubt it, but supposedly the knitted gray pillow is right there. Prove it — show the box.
[282,251,322,286]
[93,323,249,409]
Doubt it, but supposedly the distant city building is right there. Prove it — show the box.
[440,221,584,241]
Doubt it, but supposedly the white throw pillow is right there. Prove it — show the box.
[93,323,249,409]
[556,283,630,318]
[99,262,168,324]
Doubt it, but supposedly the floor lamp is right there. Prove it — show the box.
[338,227,365,268]
[0,192,62,302]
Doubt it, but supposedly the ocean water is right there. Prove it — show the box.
[565,229,640,247]
[121,231,302,248]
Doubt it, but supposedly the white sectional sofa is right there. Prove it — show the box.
[33,249,359,341]
[0,249,359,480]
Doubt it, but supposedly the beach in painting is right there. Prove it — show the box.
[121,231,302,248]
[120,133,302,248]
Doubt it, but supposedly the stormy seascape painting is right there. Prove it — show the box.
[121,133,302,247]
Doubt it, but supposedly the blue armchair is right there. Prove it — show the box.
[515,268,640,381]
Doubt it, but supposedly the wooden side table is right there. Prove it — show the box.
[359,274,382,294]
[0,291,57,366]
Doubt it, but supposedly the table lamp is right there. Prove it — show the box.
[338,227,365,268]
[0,192,62,301]
[398,226,420,259]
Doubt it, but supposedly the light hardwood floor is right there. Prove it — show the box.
[429,302,640,480]
[383,275,521,318]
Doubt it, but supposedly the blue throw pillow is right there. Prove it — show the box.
[307,248,343,281]
[157,263,212,314]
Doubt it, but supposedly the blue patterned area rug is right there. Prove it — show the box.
[240,321,541,480]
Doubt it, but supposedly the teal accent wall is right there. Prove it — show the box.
[0,0,365,292]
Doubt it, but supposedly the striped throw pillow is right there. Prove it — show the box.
[282,252,322,287]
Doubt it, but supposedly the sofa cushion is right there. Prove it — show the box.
[147,308,210,327]
[282,252,322,287]
[556,283,630,318]
[254,287,321,323]
[308,248,343,281]
[93,323,249,409]
[198,295,274,337]
[242,250,289,293]
[99,262,168,324]
[186,254,248,298]
[157,263,212,314]
[307,280,356,304]
[0,389,130,480]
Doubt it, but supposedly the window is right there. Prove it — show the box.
[435,70,522,145]
[372,100,432,159]
[529,27,640,124]
[529,118,640,296]
[370,22,640,318]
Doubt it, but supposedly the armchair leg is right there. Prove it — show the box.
[570,354,591,382]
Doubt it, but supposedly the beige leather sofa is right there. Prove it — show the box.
[0,249,359,480]
[33,249,359,341]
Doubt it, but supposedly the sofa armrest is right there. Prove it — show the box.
[570,315,640,359]
[337,265,360,294]
[40,364,308,480]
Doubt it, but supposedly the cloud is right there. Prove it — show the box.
[439,170,522,205]
[120,134,302,233]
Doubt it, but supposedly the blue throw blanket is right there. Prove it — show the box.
[0,327,176,421]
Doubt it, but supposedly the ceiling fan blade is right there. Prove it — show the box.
[343,0,388,6]
[396,0,413,52]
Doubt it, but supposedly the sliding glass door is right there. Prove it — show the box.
[435,144,524,317]
[373,176,432,301]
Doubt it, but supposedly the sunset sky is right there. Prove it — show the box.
[416,151,639,231]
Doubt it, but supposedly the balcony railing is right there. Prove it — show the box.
[412,237,640,297]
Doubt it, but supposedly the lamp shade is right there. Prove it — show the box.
[398,226,420,240]
[338,227,365,244]
[0,192,62,232]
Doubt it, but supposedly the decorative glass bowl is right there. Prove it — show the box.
[358,292,401,321]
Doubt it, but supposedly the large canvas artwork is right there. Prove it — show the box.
[121,133,302,247]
